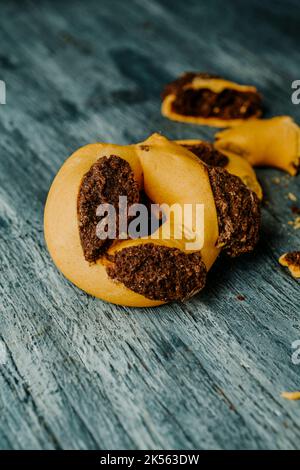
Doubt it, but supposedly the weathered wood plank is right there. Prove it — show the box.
[0,0,299,450]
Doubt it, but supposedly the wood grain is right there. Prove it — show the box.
[0,0,299,450]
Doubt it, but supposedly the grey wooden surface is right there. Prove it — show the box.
[0,0,299,450]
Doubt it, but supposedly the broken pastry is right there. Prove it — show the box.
[215,116,300,175]
[279,251,300,278]
[44,134,261,307]
[162,72,263,127]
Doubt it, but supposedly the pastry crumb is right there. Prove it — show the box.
[288,216,300,230]
[272,177,281,185]
[281,391,300,401]
[287,192,297,202]
[236,294,246,301]
[279,252,300,278]
[291,206,300,215]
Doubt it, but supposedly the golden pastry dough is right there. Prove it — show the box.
[215,116,300,176]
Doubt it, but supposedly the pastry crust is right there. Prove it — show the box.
[215,116,300,176]
[162,74,262,127]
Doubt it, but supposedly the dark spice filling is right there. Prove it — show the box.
[284,251,300,268]
[78,155,140,262]
[291,206,300,215]
[171,87,262,120]
[208,167,261,257]
[107,244,207,302]
[182,142,228,167]
[162,72,219,100]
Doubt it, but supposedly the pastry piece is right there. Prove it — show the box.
[162,72,262,127]
[279,252,300,278]
[281,391,300,400]
[215,116,300,176]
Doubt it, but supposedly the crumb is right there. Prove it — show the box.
[237,294,246,301]
[272,177,281,185]
[288,216,300,230]
[291,206,300,215]
[287,192,297,202]
[294,217,300,229]
[281,391,300,401]
[240,361,251,370]
[279,251,300,278]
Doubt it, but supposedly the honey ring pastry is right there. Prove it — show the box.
[44,134,261,307]
[161,72,263,128]
[215,116,300,176]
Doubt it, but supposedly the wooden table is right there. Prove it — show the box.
[0,0,299,450]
